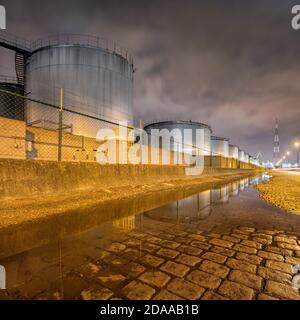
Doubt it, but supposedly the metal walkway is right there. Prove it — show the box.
[0,31,31,55]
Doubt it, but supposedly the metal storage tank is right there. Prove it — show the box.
[0,77,24,121]
[229,144,239,159]
[250,156,259,166]
[244,153,250,164]
[210,136,229,157]
[238,149,245,162]
[25,35,134,137]
[143,120,212,155]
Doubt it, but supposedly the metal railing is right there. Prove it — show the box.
[0,31,134,64]
[31,34,133,64]
[0,31,32,52]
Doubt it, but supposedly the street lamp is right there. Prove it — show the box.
[286,151,290,164]
[295,142,300,166]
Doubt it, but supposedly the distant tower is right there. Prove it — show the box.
[273,118,280,164]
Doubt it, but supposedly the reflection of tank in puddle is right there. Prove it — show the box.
[239,178,249,191]
[196,190,212,219]
[229,181,239,196]
[211,185,229,203]
[145,190,212,222]
[239,179,245,191]
[244,178,249,188]
[262,174,271,182]
[249,177,260,185]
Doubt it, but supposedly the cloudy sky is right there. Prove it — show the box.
[1,0,300,161]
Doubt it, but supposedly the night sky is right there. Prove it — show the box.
[1,0,300,161]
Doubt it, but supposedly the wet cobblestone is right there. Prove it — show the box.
[1,179,300,300]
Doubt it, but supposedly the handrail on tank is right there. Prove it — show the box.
[0,31,133,64]
[0,30,32,51]
[31,33,133,64]
[144,119,212,132]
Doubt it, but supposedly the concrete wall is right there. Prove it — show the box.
[0,159,257,200]
[0,160,188,199]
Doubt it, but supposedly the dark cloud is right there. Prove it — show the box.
[1,0,300,161]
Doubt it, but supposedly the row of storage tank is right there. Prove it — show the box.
[0,33,258,167]
[143,120,259,166]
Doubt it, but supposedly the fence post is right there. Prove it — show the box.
[58,88,63,162]
[139,119,143,164]
[177,142,179,166]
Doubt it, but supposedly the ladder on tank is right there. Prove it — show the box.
[15,52,25,85]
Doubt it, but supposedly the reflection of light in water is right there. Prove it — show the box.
[229,182,239,196]
[145,175,266,222]
[113,216,136,230]
[211,186,229,203]
[144,190,212,222]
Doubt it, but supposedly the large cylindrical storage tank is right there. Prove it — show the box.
[25,35,134,137]
[0,80,24,121]
[229,144,239,159]
[143,120,212,155]
[210,136,229,157]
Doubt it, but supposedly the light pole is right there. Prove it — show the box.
[286,151,290,165]
[295,142,300,166]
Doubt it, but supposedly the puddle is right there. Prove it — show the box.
[1,173,300,300]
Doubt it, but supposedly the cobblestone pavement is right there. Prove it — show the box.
[257,171,300,214]
[1,179,300,300]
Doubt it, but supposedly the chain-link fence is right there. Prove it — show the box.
[0,87,257,169]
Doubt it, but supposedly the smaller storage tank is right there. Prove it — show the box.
[250,156,259,166]
[210,136,229,157]
[238,149,245,162]
[244,153,250,164]
[229,144,239,159]
[143,120,212,155]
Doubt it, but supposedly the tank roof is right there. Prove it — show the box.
[31,34,133,64]
[211,135,229,142]
[144,120,212,132]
